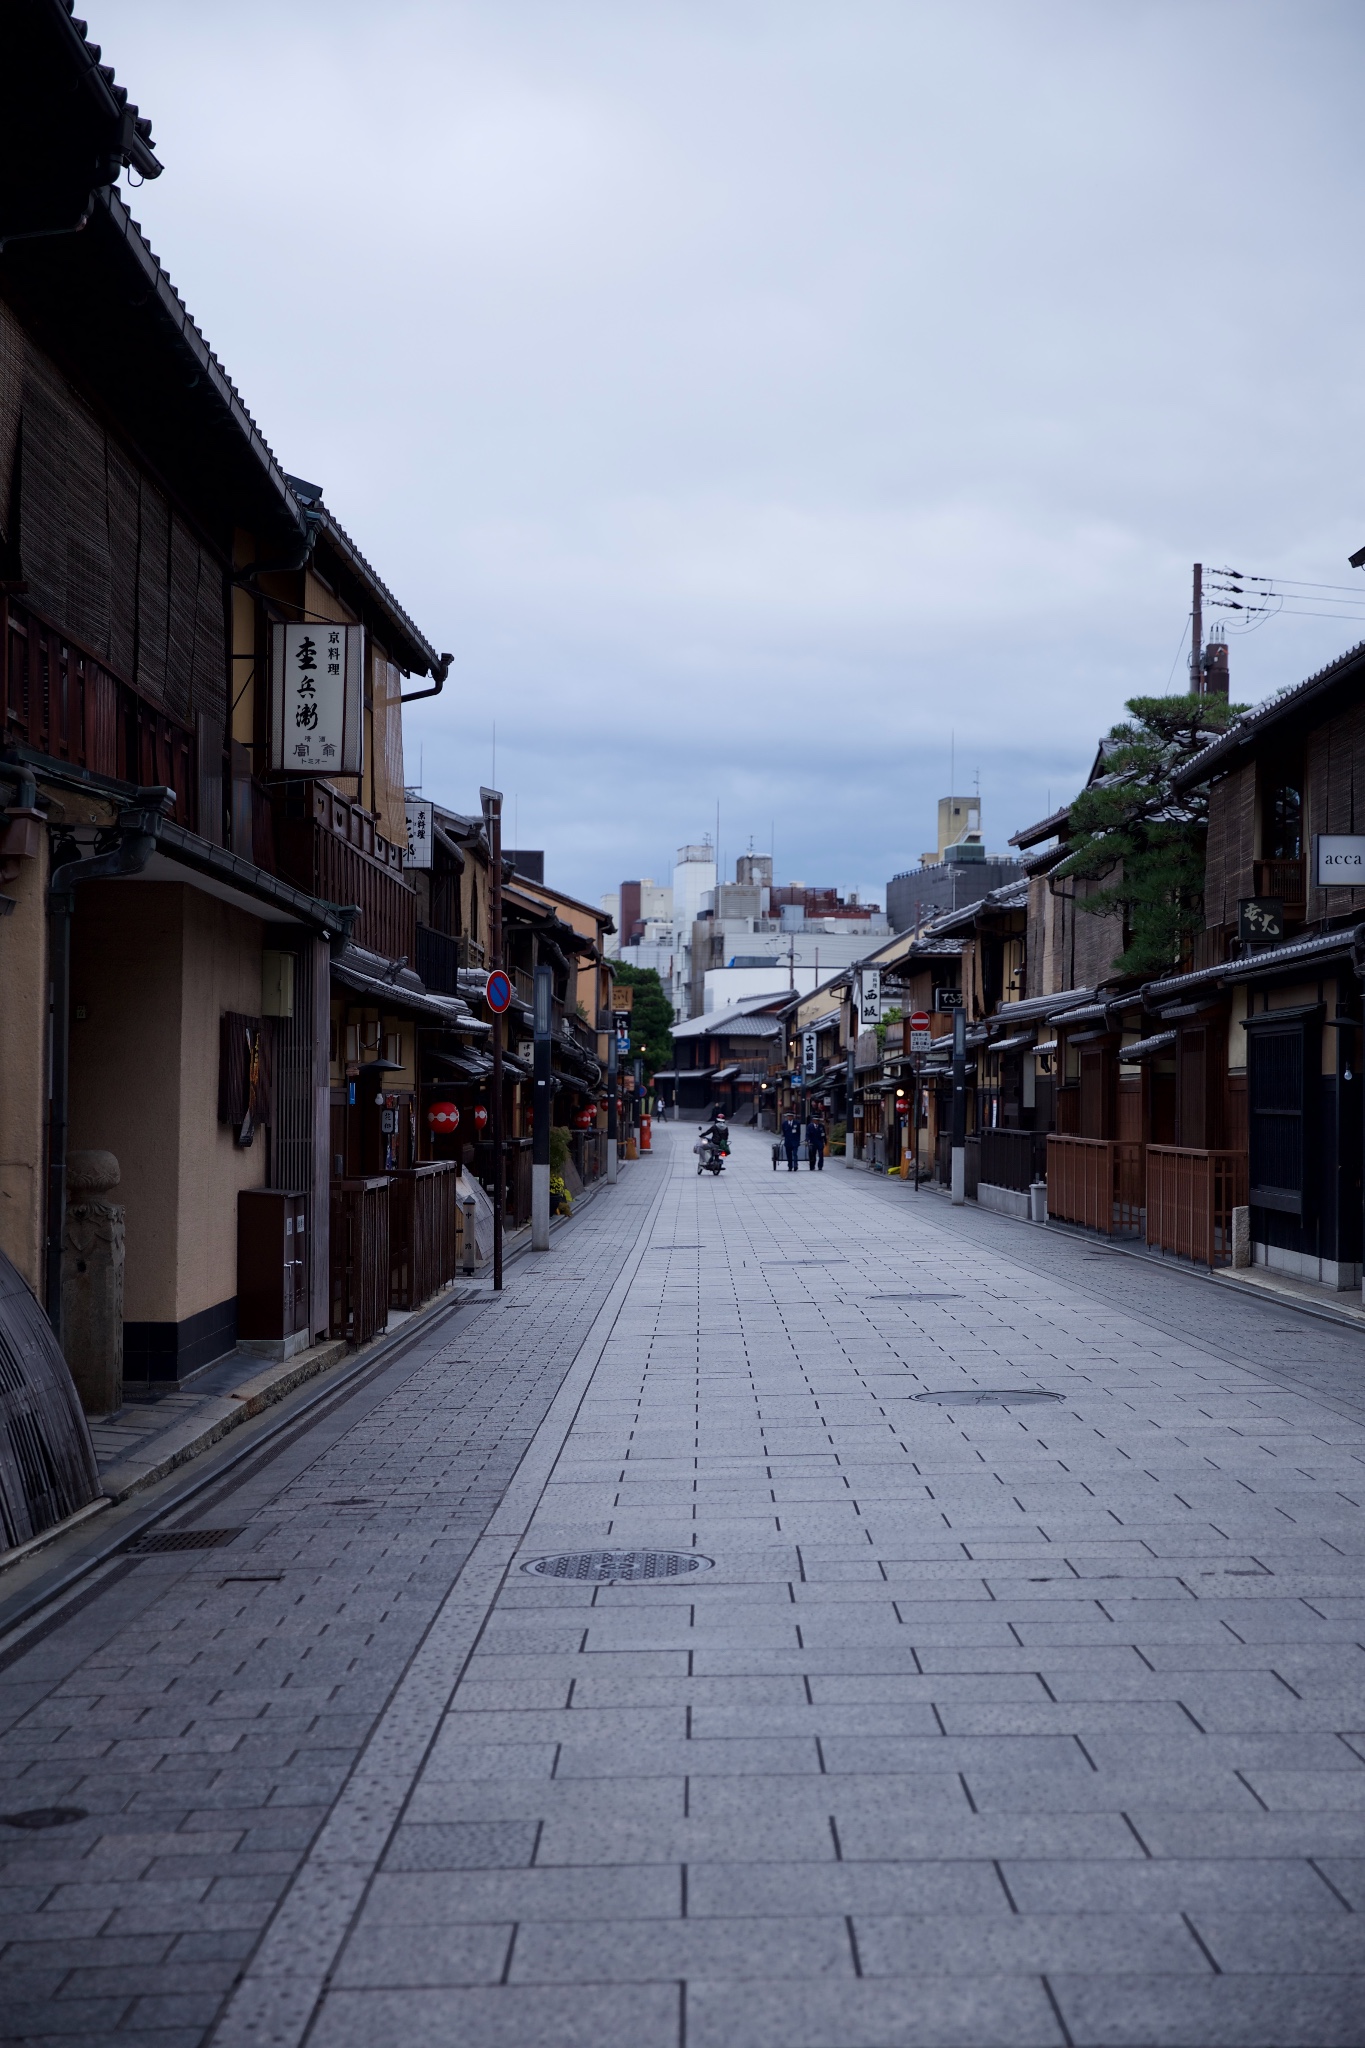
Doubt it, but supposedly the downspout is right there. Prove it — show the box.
[45,791,168,1333]
[401,653,453,705]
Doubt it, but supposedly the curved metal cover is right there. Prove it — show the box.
[0,1252,100,1551]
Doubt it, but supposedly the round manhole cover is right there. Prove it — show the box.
[914,1389,1062,1408]
[520,1550,714,1582]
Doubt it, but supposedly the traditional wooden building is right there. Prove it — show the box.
[0,2,465,1409]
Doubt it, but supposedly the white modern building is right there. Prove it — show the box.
[670,841,717,1019]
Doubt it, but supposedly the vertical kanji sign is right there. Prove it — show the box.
[270,622,365,774]
[404,799,434,869]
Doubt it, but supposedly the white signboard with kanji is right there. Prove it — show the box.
[802,1029,818,1075]
[404,799,434,869]
[270,622,364,775]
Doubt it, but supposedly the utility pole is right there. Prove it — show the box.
[481,785,504,1289]
[532,962,551,1250]
[1190,562,1203,695]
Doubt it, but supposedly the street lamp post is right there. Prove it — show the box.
[532,962,552,1251]
[950,1005,967,1205]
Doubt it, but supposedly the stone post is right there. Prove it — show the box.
[61,1150,124,1414]
[1231,1205,1251,1270]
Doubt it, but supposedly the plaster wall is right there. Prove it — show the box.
[0,833,48,1293]
[68,882,266,1325]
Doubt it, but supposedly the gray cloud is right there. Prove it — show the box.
[101,0,1365,901]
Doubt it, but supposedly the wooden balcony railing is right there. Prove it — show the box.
[329,1177,390,1344]
[389,1162,460,1309]
[1146,1147,1247,1267]
[4,598,195,826]
[979,1127,1049,1193]
[1254,858,1305,918]
[1047,1135,1144,1236]
[272,782,415,958]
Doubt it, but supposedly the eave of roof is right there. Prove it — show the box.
[1172,641,1365,791]
[1,186,308,560]
[1010,805,1071,849]
[1143,922,1365,1003]
[285,481,442,679]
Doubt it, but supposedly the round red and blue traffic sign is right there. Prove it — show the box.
[485,969,513,1014]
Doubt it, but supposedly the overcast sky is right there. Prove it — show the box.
[101,1,1365,909]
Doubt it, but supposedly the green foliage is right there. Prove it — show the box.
[611,963,675,1071]
[874,1005,902,1051]
[548,1124,571,1175]
[1052,692,1246,978]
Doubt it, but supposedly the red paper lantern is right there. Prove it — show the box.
[473,1104,489,1131]
[427,1101,460,1134]
[574,1107,596,1130]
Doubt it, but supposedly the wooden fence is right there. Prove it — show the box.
[330,1178,391,1344]
[979,1127,1049,1193]
[1145,1147,1247,1267]
[389,1163,461,1310]
[1046,1136,1144,1236]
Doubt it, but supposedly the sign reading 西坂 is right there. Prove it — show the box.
[1316,836,1365,887]
[271,623,365,774]
[404,799,433,870]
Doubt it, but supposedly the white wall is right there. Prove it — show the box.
[704,965,824,1010]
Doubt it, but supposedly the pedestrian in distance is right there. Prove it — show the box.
[781,1113,801,1172]
[806,1114,826,1170]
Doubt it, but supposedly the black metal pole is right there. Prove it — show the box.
[483,786,504,1289]
[950,1005,967,1205]
[532,962,551,1250]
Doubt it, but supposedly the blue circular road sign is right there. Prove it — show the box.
[485,969,513,1014]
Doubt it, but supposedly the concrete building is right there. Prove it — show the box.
[669,842,717,1019]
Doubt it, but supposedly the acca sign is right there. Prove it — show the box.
[1316,836,1365,887]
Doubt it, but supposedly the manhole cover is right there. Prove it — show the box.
[521,1550,714,1582]
[2,1807,87,1830]
[914,1389,1062,1408]
[127,1528,244,1553]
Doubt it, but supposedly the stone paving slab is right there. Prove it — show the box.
[8,1126,1365,2045]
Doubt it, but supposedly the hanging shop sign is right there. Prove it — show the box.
[405,799,434,870]
[1237,898,1283,946]
[1316,835,1365,886]
[427,1101,460,1133]
[270,622,364,775]
[802,1029,818,1076]
[934,988,962,1011]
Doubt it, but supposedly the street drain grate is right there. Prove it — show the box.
[2,1807,87,1830]
[869,1292,962,1302]
[648,1244,707,1251]
[762,1258,848,1266]
[127,1528,244,1553]
[521,1550,714,1582]
[914,1389,1062,1408]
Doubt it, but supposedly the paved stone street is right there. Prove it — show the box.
[6,1130,1365,2047]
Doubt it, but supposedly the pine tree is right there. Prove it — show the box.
[610,963,674,1070]
[1052,692,1245,978]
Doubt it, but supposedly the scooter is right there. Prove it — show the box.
[694,1137,725,1175]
